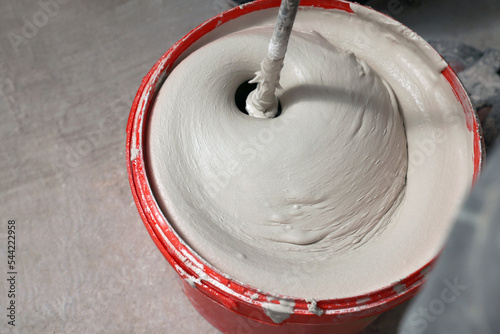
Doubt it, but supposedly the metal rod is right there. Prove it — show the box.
[245,0,300,118]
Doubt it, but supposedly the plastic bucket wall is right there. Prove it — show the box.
[126,0,482,333]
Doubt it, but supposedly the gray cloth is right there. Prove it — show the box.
[429,40,500,153]
[398,145,500,333]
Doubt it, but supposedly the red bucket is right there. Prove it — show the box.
[126,0,482,333]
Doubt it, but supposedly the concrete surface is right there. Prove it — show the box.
[0,0,498,333]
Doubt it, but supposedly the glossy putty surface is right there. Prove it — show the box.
[147,6,474,299]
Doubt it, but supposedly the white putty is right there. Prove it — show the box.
[147,6,475,300]
[393,283,406,294]
[174,264,201,289]
[306,298,324,316]
[151,27,406,252]
[356,297,371,305]
[262,298,295,324]
[130,147,139,162]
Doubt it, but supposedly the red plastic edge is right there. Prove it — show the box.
[441,66,483,184]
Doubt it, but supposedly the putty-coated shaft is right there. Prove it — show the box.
[245,0,300,118]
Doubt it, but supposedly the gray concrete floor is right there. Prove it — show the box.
[0,0,498,333]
